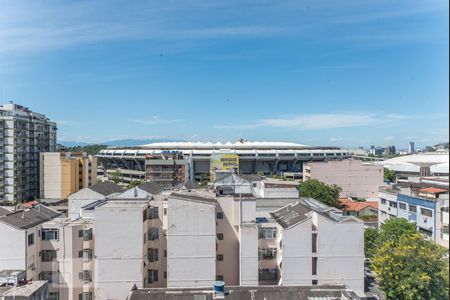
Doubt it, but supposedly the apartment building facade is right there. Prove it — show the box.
[0,103,57,202]
[0,181,365,299]
[378,177,449,248]
[40,152,97,200]
[145,151,187,189]
[303,160,383,199]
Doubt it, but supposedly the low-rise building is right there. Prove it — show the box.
[0,269,48,300]
[303,160,383,199]
[378,177,449,248]
[145,151,188,188]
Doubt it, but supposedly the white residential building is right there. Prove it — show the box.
[0,102,57,202]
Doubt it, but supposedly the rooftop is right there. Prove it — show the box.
[126,285,359,300]
[0,205,62,230]
[89,181,125,196]
[419,187,448,194]
[170,190,217,205]
[0,281,47,297]
[271,202,312,228]
[0,207,11,216]
[137,182,164,194]
[141,141,309,149]
[339,199,378,212]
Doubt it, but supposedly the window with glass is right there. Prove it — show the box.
[409,205,417,213]
[78,292,93,300]
[83,229,93,241]
[78,270,92,283]
[259,248,277,260]
[399,202,407,210]
[217,254,224,261]
[41,250,57,262]
[148,207,159,219]
[148,269,158,283]
[42,229,59,241]
[27,233,34,246]
[258,227,277,239]
[149,227,159,240]
[148,248,159,262]
[421,208,432,217]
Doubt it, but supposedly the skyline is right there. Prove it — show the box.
[0,0,448,148]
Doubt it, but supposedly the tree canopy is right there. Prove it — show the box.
[127,180,143,189]
[64,144,108,155]
[298,179,342,208]
[364,218,417,260]
[372,233,449,300]
[109,170,123,184]
[384,168,396,182]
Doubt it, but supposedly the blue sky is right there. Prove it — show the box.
[0,0,448,149]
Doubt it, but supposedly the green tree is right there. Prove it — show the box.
[298,179,342,208]
[384,168,396,182]
[127,180,143,189]
[377,218,417,246]
[109,170,123,184]
[65,144,108,155]
[364,227,379,259]
[372,233,449,300]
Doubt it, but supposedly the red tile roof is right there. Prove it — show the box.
[21,200,39,208]
[419,187,448,194]
[339,198,378,212]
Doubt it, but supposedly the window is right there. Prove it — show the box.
[258,269,278,281]
[312,280,318,285]
[216,212,224,219]
[48,292,60,300]
[144,232,147,243]
[149,227,159,240]
[27,233,34,246]
[381,199,386,205]
[312,233,318,253]
[143,209,147,222]
[78,230,83,238]
[79,292,93,300]
[217,233,224,240]
[148,207,159,219]
[312,257,318,275]
[259,248,277,260]
[148,248,159,262]
[78,270,92,283]
[148,270,158,283]
[389,201,397,208]
[83,229,93,241]
[42,229,59,241]
[41,250,57,262]
[399,202,407,210]
[421,208,432,217]
[164,272,167,279]
[163,208,167,215]
[39,271,57,283]
[216,275,224,281]
[409,205,417,213]
[258,227,277,239]
[164,250,167,257]
[78,249,92,262]
[217,254,224,261]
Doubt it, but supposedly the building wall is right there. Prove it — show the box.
[167,197,216,287]
[216,197,240,285]
[0,223,26,271]
[94,203,147,300]
[280,219,312,285]
[304,160,383,199]
[239,224,258,285]
[316,214,364,296]
[68,189,106,219]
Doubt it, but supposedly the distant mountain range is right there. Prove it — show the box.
[60,138,181,148]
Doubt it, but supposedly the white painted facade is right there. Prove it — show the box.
[94,200,148,300]
[167,194,216,287]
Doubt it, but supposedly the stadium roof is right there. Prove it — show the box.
[141,141,309,149]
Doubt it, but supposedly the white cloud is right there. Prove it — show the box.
[384,136,395,140]
[127,117,184,126]
[215,112,419,130]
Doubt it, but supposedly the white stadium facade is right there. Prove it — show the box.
[97,141,351,181]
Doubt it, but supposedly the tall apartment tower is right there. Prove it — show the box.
[0,102,57,202]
